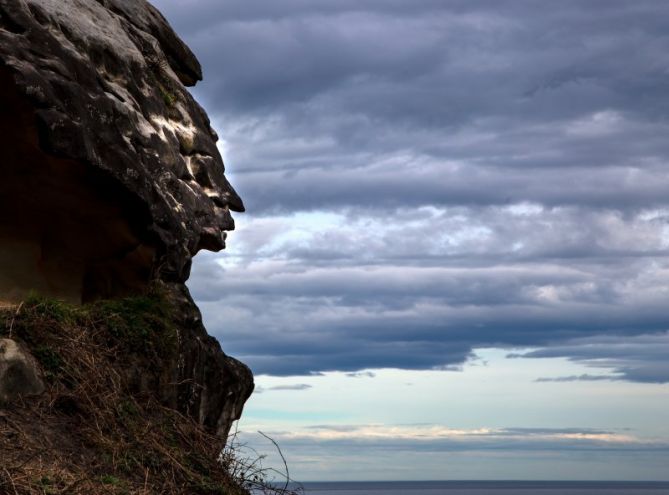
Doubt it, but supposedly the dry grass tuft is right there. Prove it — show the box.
[0,291,249,494]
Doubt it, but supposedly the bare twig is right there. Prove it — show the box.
[143,468,149,494]
[2,468,19,495]
[258,431,292,493]
[8,301,23,339]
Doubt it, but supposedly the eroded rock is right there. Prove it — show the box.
[0,0,243,303]
[163,283,253,438]
[0,338,44,403]
[0,0,253,438]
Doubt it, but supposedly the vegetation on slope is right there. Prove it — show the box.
[0,290,249,495]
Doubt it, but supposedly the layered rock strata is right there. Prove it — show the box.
[0,0,252,438]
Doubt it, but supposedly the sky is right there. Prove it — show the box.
[152,0,669,482]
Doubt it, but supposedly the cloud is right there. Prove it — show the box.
[534,374,622,383]
[268,384,313,391]
[345,371,376,378]
[240,423,669,453]
[518,333,669,383]
[150,0,669,381]
[254,384,313,394]
[233,423,669,481]
[190,228,669,379]
[154,0,669,213]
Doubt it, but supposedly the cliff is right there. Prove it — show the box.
[0,0,254,492]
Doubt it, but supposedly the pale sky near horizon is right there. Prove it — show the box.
[152,0,669,481]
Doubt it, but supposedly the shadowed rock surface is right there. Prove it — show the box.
[0,338,45,403]
[0,0,244,303]
[0,0,253,444]
[0,292,253,493]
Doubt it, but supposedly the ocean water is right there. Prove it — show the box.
[292,481,669,495]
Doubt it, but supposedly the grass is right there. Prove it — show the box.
[0,287,249,494]
[158,83,178,108]
[145,53,180,111]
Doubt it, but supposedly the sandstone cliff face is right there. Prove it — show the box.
[0,0,252,440]
[0,0,243,302]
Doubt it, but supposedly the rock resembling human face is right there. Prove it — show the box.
[0,0,243,302]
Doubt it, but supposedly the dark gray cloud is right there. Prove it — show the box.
[534,374,621,383]
[151,0,669,381]
[155,0,669,212]
[189,222,669,379]
[254,384,313,394]
[345,371,376,378]
[519,334,669,383]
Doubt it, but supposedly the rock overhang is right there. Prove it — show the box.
[0,0,243,303]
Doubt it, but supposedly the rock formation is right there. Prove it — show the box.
[0,338,44,403]
[0,0,252,440]
[0,0,244,303]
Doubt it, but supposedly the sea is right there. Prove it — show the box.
[285,481,669,495]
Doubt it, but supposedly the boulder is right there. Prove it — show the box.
[0,338,44,403]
